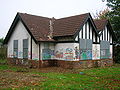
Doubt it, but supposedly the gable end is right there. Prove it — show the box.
[4,13,37,44]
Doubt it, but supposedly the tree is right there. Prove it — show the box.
[93,8,109,19]
[106,0,120,43]
[0,38,4,45]
[98,0,120,63]
[100,0,120,37]
[106,0,120,63]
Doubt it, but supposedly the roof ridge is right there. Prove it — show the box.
[94,18,108,21]
[18,12,52,19]
[56,13,90,20]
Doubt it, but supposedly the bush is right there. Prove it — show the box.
[0,47,7,60]
[114,46,120,63]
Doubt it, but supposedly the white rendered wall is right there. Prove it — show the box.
[86,22,89,39]
[7,21,31,58]
[100,35,102,41]
[75,35,78,41]
[110,35,112,43]
[73,43,79,60]
[79,21,93,40]
[110,45,113,58]
[79,30,82,38]
[40,43,44,60]
[100,26,111,43]
[90,26,92,40]
[97,36,99,42]
[83,24,85,39]
[93,32,95,42]
[55,43,75,60]
[92,44,100,59]
[32,39,39,60]
[7,20,39,60]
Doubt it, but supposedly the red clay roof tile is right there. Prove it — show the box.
[18,13,90,41]
[94,19,108,32]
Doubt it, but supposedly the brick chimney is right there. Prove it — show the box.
[48,17,55,39]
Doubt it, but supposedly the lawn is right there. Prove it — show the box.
[0,64,120,90]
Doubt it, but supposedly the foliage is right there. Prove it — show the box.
[106,0,120,63]
[99,0,120,63]
[0,38,4,45]
[114,46,120,63]
[0,64,120,89]
[93,8,110,19]
[0,47,7,60]
[106,0,120,43]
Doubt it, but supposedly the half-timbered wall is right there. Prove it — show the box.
[7,18,113,62]
[77,21,94,40]
[100,25,113,59]
[100,26,112,44]
[75,20,99,60]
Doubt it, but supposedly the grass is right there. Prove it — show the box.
[0,64,120,89]
[0,59,7,64]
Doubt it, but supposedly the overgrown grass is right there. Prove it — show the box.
[0,64,120,89]
[0,59,7,64]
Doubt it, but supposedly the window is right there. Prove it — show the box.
[13,40,18,58]
[100,41,110,59]
[23,39,28,59]
[44,43,49,49]
[79,39,92,60]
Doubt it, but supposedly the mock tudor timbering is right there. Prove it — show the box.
[4,12,116,68]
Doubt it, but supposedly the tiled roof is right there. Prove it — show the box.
[94,19,108,32]
[53,13,89,37]
[19,13,89,41]
[19,13,54,42]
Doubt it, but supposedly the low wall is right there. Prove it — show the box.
[7,58,57,68]
[57,59,113,69]
[7,58,113,69]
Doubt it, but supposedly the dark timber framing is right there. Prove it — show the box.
[89,21,90,39]
[85,22,87,39]
[104,28,106,41]
[102,32,103,40]
[81,28,83,39]
[38,43,41,68]
[92,28,93,41]
[39,43,41,60]
[30,36,32,59]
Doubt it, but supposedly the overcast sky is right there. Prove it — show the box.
[0,0,107,38]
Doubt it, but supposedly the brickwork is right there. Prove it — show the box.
[7,58,113,69]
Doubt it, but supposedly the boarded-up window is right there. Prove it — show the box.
[23,39,28,59]
[79,39,92,60]
[42,49,51,60]
[44,43,49,49]
[100,41,110,59]
[86,39,92,49]
[13,40,18,58]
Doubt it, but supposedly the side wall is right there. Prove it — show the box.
[92,44,100,60]
[100,26,113,59]
[7,20,39,60]
[55,43,75,60]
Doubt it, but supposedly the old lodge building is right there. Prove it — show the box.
[4,13,116,68]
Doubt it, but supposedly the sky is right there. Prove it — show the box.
[0,0,107,38]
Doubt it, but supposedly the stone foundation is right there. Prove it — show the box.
[56,59,113,69]
[7,58,113,69]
